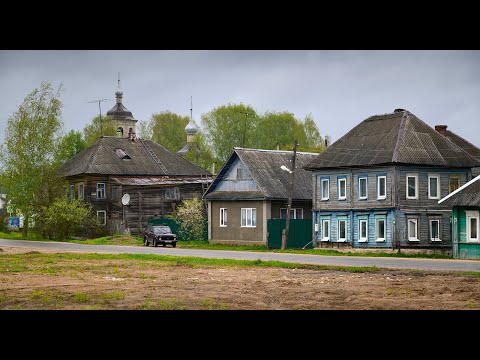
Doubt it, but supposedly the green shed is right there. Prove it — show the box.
[439,175,480,259]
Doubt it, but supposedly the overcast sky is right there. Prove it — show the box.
[1,50,479,147]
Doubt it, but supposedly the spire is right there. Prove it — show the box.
[185,95,198,142]
[115,72,123,103]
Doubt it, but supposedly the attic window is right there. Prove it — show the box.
[115,148,131,160]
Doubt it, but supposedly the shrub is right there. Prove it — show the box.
[173,197,206,241]
[42,198,92,240]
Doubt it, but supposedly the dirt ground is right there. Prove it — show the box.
[1,246,480,310]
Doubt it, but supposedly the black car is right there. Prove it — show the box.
[144,225,177,247]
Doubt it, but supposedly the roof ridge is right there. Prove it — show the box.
[233,147,319,155]
[392,111,409,162]
[234,150,268,197]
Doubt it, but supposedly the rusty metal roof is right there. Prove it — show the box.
[111,176,212,186]
[305,110,480,170]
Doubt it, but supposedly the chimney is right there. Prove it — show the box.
[394,108,406,113]
[435,125,448,136]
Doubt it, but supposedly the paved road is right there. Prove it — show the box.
[1,238,480,272]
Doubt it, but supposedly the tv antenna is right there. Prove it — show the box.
[88,98,109,132]
[238,111,254,148]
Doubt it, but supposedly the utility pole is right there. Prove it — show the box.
[88,98,108,132]
[238,111,254,148]
[281,139,298,250]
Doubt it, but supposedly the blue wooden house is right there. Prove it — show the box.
[438,175,480,259]
[304,109,480,250]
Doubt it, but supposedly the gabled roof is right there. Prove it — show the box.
[57,137,211,177]
[305,110,480,170]
[438,175,480,207]
[204,148,318,201]
[440,128,480,177]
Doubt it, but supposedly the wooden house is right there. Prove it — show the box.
[57,82,212,235]
[203,148,318,245]
[304,109,480,250]
[438,175,480,259]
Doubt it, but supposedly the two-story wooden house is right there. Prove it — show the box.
[304,109,480,250]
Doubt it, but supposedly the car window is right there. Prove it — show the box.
[153,226,172,235]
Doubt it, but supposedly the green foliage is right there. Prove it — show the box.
[147,111,190,152]
[173,197,206,241]
[55,130,86,165]
[184,131,218,173]
[83,115,116,146]
[42,198,92,240]
[0,82,64,237]
[137,120,152,140]
[201,103,259,163]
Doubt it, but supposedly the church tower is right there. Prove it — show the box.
[106,73,137,138]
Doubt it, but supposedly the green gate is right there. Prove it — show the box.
[267,219,313,249]
[147,218,208,241]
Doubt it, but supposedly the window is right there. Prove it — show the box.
[165,188,180,200]
[220,208,227,227]
[116,127,123,137]
[466,211,480,242]
[338,178,347,200]
[280,208,303,219]
[338,220,346,242]
[359,219,368,242]
[430,219,441,241]
[96,183,106,199]
[97,210,106,225]
[408,219,418,241]
[359,177,367,199]
[376,219,385,242]
[70,184,75,200]
[236,168,244,180]
[322,219,330,241]
[406,174,418,199]
[78,183,84,200]
[449,176,460,193]
[241,208,256,227]
[321,179,329,200]
[428,175,440,199]
[377,176,386,200]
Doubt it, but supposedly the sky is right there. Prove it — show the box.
[0,50,479,147]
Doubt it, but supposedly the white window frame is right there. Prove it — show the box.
[376,218,386,242]
[97,210,106,225]
[359,177,368,200]
[430,219,441,242]
[377,176,386,200]
[466,210,480,243]
[321,179,329,201]
[359,219,368,242]
[78,183,84,200]
[408,218,419,241]
[96,182,106,199]
[70,184,75,200]
[338,178,347,200]
[241,208,256,228]
[406,173,418,200]
[428,174,440,200]
[338,219,347,242]
[220,208,227,227]
[321,219,330,241]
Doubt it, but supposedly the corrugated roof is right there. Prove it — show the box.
[204,191,265,200]
[439,177,480,207]
[204,148,318,201]
[111,176,212,186]
[305,110,480,170]
[58,137,211,177]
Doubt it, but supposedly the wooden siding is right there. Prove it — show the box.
[210,200,265,244]
[452,206,480,259]
[270,200,312,219]
[216,157,258,192]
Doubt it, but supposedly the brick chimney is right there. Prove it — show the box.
[435,125,448,136]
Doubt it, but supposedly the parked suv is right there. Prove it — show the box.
[144,225,177,247]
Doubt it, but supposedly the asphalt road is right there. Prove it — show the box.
[1,238,480,272]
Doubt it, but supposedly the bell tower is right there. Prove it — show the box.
[106,73,138,138]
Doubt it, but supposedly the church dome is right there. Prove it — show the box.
[185,121,198,135]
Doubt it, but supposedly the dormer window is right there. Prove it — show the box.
[115,148,131,160]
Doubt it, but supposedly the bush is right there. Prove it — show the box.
[173,197,206,241]
[42,198,92,240]
[0,215,7,232]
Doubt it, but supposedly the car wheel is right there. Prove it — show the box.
[172,242,177,248]
[162,242,166,247]
[153,239,158,247]
[144,237,149,246]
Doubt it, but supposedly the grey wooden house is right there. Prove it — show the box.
[203,148,318,245]
[58,84,212,235]
[304,109,480,250]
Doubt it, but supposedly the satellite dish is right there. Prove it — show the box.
[122,193,130,205]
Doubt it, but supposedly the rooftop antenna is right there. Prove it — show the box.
[238,111,254,148]
[190,96,193,122]
[88,98,109,132]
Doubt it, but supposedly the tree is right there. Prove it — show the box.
[184,131,219,173]
[137,120,152,140]
[83,114,116,146]
[0,82,64,236]
[54,130,86,165]
[201,103,259,163]
[173,197,206,241]
[300,114,325,152]
[255,111,306,150]
[149,111,189,152]
[42,198,92,240]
